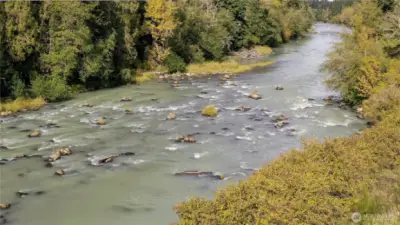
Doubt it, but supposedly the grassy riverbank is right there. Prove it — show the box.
[0,97,46,116]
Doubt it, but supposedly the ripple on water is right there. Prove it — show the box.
[193,152,208,159]
[289,96,324,111]
[235,136,252,141]
[315,118,353,127]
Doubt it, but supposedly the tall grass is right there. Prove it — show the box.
[0,97,46,114]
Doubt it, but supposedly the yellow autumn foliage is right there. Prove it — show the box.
[146,0,178,68]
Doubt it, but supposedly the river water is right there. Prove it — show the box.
[0,23,364,225]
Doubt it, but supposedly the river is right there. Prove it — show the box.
[0,23,365,225]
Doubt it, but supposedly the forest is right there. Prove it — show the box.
[0,0,313,104]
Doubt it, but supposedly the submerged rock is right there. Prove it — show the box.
[80,103,94,108]
[272,114,288,122]
[118,152,135,156]
[45,162,54,168]
[28,130,41,138]
[0,146,9,151]
[275,121,289,128]
[275,85,284,90]
[40,123,60,129]
[91,152,135,166]
[98,156,116,164]
[167,112,176,120]
[174,171,224,180]
[16,189,45,197]
[120,97,132,102]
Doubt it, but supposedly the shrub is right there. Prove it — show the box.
[363,85,400,122]
[31,75,72,102]
[201,105,218,117]
[164,53,187,74]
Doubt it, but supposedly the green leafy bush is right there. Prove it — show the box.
[31,75,72,102]
[164,53,187,74]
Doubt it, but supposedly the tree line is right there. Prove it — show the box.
[0,0,313,102]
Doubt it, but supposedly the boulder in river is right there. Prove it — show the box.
[55,169,65,176]
[201,105,218,117]
[48,150,61,162]
[167,112,176,120]
[120,97,132,102]
[14,154,27,159]
[236,106,251,112]
[0,203,10,210]
[59,147,72,156]
[28,130,41,138]
[248,90,262,100]
[275,85,284,90]
[175,136,197,143]
[45,162,54,168]
[125,108,133,114]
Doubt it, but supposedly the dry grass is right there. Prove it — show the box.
[134,71,160,84]
[0,97,46,114]
[252,46,273,56]
[188,60,274,75]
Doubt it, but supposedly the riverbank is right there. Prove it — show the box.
[0,98,46,117]
[135,46,275,84]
